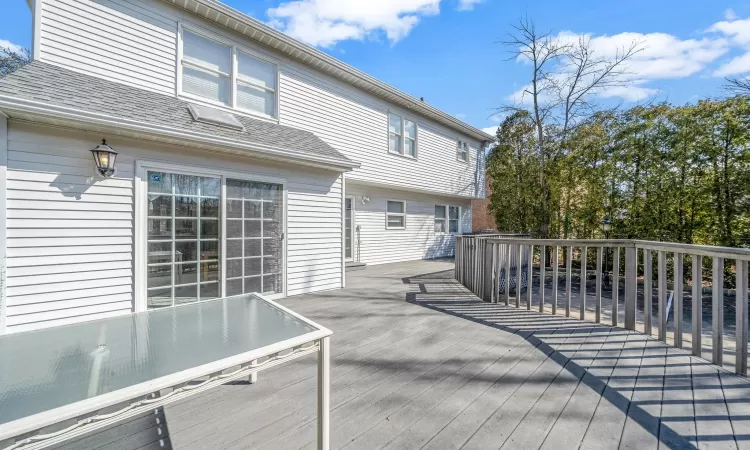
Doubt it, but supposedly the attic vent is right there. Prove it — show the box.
[188,104,244,131]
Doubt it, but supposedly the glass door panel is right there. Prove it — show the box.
[225,179,283,296]
[146,171,221,309]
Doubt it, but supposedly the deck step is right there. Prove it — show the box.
[346,261,367,271]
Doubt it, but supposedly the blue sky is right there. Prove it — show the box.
[2,0,750,134]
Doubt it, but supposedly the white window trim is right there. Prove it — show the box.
[385,200,406,230]
[177,23,281,122]
[435,204,461,235]
[388,112,418,159]
[457,141,469,163]
[134,160,288,312]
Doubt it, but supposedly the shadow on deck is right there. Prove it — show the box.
[405,269,749,450]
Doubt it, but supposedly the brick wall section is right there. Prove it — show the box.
[471,175,497,232]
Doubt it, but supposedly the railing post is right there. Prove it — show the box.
[493,242,501,304]
[595,247,602,323]
[692,255,703,357]
[504,243,511,306]
[552,246,559,315]
[674,253,684,349]
[612,247,620,327]
[527,245,533,310]
[566,246,573,317]
[455,236,460,282]
[658,250,667,342]
[483,239,493,301]
[580,246,587,320]
[736,259,748,376]
[644,249,653,335]
[624,245,637,330]
[516,244,522,308]
[712,257,724,366]
[539,245,546,313]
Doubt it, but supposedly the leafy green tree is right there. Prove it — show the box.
[0,46,31,77]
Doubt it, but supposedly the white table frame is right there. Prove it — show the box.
[0,295,332,450]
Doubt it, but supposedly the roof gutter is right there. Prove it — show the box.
[0,95,360,172]
[179,0,495,142]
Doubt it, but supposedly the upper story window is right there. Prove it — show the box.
[389,113,417,158]
[457,141,469,162]
[180,28,277,119]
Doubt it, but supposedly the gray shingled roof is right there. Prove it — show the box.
[0,61,355,168]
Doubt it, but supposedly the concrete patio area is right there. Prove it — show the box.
[55,259,750,449]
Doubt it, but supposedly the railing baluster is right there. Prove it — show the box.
[566,246,573,317]
[712,257,724,366]
[644,249,653,335]
[736,259,748,375]
[658,250,667,342]
[552,246,559,315]
[504,243,511,306]
[527,245,533,310]
[539,246,546,313]
[516,244,522,308]
[692,255,702,357]
[674,253,684,348]
[596,247,602,323]
[580,246,587,320]
[612,247,620,327]
[624,246,637,330]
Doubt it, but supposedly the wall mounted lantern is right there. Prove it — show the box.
[90,139,118,178]
[360,196,370,205]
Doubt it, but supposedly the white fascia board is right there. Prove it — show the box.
[0,96,360,172]
[345,178,482,201]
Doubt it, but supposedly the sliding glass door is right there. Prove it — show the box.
[145,169,284,309]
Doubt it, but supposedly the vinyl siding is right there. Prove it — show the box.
[4,122,343,333]
[35,0,486,199]
[346,183,471,266]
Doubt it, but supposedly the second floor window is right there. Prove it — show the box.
[457,141,469,162]
[389,113,417,158]
[181,28,277,119]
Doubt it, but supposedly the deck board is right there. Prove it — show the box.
[48,259,750,450]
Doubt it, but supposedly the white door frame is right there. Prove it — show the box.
[135,160,288,312]
[345,195,356,261]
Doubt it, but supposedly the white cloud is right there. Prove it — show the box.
[709,15,750,76]
[267,0,441,47]
[0,39,24,55]
[724,8,738,21]
[457,0,483,11]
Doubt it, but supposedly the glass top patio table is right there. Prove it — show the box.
[0,294,323,429]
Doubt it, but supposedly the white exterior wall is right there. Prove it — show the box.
[34,0,486,199]
[346,183,471,266]
[4,122,343,333]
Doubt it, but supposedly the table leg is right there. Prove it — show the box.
[318,337,330,450]
[249,359,258,384]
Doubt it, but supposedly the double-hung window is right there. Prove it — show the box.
[435,205,461,234]
[386,200,406,229]
[180,28,277,118]
[389,113,417,157]
[457,141,469,162]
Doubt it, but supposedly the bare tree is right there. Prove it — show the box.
[725,77,750,96]
[0,46,31,78]
[556,36,642,137]
[501,17,566,238]
[499,18,641,239]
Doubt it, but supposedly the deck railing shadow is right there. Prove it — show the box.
[405,270,750,449]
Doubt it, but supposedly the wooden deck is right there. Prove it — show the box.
[54,259,750,449]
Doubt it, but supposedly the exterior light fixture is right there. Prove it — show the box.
[90,139,118,178]
[600,216,613,234]
[361,196,370,205]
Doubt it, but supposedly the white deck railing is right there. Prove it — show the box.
[455,237,750,376]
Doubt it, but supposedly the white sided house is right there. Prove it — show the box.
[0,0,492,334]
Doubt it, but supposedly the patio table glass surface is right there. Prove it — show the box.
[0,294,318,426]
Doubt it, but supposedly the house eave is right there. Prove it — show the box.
[0,95,360,172]
[161,0,495,143]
